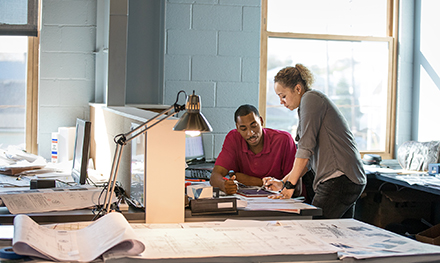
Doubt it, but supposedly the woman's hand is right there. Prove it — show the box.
[268,188,294,199]
[261,177,283,191]
[262,177,295,199]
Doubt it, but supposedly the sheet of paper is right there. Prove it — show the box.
[0,174,32,187]
[30,217,440,262]
[127,224,338,260]
[180,219,276,229]
[13,212,145,262]
[235,195,311,214]
[395,175,440,187]
[364,166,406,174]
[0,187,114,214]
[281,218,440,260]
[0,225,14,240]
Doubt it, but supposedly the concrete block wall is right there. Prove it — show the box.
[39,0,97,159]
[163,0,261,160]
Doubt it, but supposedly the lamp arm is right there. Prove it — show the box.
[115,90,187,146]
[125,107,177,144]
[100,90,187,216]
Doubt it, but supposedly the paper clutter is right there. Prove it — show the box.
[187,185,213,199]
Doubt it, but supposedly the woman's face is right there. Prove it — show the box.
[274,82,302,111]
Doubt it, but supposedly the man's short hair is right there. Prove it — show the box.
[234,104,260,123]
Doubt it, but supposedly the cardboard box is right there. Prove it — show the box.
[416,224,440,245]
[356,189,433,228]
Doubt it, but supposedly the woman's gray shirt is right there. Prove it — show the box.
[295,90,366,191]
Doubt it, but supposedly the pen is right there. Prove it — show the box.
[257,184,269,192]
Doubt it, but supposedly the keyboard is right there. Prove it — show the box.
[185,162,214,180]
[185,168,211,180]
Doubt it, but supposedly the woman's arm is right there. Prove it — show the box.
[278,157,309,198]
[264,157,308,199]
[283,157,309,184]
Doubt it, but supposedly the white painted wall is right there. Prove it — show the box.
[37,0,429,160]
[37,0,261,161]
[163,0,261,160]
[39,0,97,159]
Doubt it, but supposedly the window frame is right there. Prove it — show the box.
[259,0,399,159]
[26,35,39,154]
[0,0,39,37]
[0,0,40,153]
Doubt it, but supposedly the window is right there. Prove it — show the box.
[0,36,28,149]
[0,0,39,153]
[0,0,38,36]
[260,0,398,158]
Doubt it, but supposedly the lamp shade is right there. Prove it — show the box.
[173,91,213,132]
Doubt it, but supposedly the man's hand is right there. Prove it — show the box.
[224,175,238,195]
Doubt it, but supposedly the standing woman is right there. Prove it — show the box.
[263,64,366,219]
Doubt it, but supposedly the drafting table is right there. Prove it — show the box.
[3,217,440,262]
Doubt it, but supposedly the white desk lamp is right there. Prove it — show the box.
[99,90,212,217]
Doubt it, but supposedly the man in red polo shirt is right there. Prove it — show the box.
[210,104,302,195]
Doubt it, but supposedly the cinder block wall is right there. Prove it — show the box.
[38,0,97,159]
[163,0,261,160]
[37,0,260,160]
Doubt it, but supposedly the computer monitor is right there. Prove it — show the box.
[71,118,91,185]
[185,132,204,162]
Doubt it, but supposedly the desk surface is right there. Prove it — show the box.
[185,205,321,222]
[0,198,320,225]
[374,173,440,196]
[365,159,440,196]
[0,206,146,225]
[8,217,439,263]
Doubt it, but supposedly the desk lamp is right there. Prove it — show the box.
[99,90,212,217]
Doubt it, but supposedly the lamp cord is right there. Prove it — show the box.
[92,181,128,220]
[173,90,187,113]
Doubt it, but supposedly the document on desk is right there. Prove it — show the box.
[0,173,31,187]
[104,219,440,262]
[0,187,115,214]
[236,196,313,214]
[282,218,440,260]
[104,222,339,262]
[12,212,145,262]
[395,175,440,187]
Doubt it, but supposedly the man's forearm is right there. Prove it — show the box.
[235,172,263,186]
[210,172,226,192]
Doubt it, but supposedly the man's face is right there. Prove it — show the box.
[236,112,264,147]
